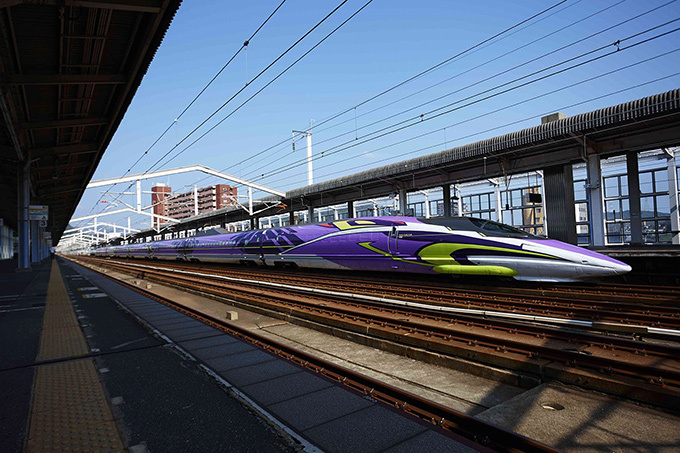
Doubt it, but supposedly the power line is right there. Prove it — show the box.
[80,0,289,223]
[164,12,680,205]
[80,0,349,225]
[146,0,351,173]
[127,0,289,176]
[218,0,678,184]
[263,1,669,171]
[176,0,589,194]
[308,0,656,140]
[307,0,570,133]
[155,0,374,170]
[253,28,680,184]
[178,2,680,201]
[219,0,573,173]
[276,72,680,187]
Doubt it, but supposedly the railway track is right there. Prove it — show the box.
[74,256,680,410]
[85,257,680,329]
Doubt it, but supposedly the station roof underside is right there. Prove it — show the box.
[0,0,183,242]
[149,88,680,235]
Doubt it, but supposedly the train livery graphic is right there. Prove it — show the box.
[94,216,631,282]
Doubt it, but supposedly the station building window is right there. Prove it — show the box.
[573,178,590,245]
[461,192,495,220]
[406,189,443,218]
[408,199,444,218]
[500,186,544,236]
[603,174,630,244]
[355,197,397,217]
[639,169,671,243]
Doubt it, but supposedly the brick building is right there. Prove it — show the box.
[151,183,172,227]
[151,183,238,225]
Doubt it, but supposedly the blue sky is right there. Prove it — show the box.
[72,0,680,229]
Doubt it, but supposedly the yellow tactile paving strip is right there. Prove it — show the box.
[36,264,88,361]
[27,263,125,452]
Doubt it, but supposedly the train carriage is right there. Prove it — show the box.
[94,216,631,282]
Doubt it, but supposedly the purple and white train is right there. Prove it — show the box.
[93,216,631,282]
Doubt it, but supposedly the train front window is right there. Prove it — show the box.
[468,218,539,238]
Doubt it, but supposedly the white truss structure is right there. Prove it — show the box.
[74,165,285,245]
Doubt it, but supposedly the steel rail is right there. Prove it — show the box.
[97,258,680,328]
[94,258,680,346]
[84,259,680,389]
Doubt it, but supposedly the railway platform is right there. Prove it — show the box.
[3,255,680,452]
[598,246,680,285]
[0,257,479,452]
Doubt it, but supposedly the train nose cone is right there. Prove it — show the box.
[612,261,632,275]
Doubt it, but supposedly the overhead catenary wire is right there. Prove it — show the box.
[304,0,570,135]
[81,2,679,233]
[125,0,289,175]
[79,0,289,223]
[214,60,680,200]
[307,0,668,140]
[247,25,680,183]
[146,0,352,173]
[267,71,680,188]
[154,0,375,170]
[81,0,351,225]
[156,0,586,192]
[220,0,573,174]
[218,0,678,185]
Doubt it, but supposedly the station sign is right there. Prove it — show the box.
[39,219,48,228]
[29,205,49,221]
[43,231,52,239]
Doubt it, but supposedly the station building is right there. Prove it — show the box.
[217,148,676,250]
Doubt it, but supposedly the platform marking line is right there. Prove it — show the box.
[0,306,44,313]
[27,264,125,452]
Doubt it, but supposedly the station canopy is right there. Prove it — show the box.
[0,0,183,243]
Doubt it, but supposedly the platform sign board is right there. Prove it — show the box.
[43,231,52,239]
[39,219,48,228]
[29,205,48,221]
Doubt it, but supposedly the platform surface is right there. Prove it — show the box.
[0,257,477,452]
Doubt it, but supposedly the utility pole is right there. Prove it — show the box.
[293,120,314,185]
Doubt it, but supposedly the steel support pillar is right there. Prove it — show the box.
[543,165,577,244]
[307,205,314,224]
[442,184,451,217]
[626,151,642,245]
[30,220,40,263]
[289,209,295,225]
[587,155,605,246]
[17,161,30,270]
[347,200,354,218]
[398,189,407,215]
[136,180,141,212]
[667,152,679,245]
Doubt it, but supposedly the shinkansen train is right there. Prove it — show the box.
[93,216,631,282]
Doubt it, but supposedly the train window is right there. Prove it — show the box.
[419,217,473,230]
[469,218,539,238]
